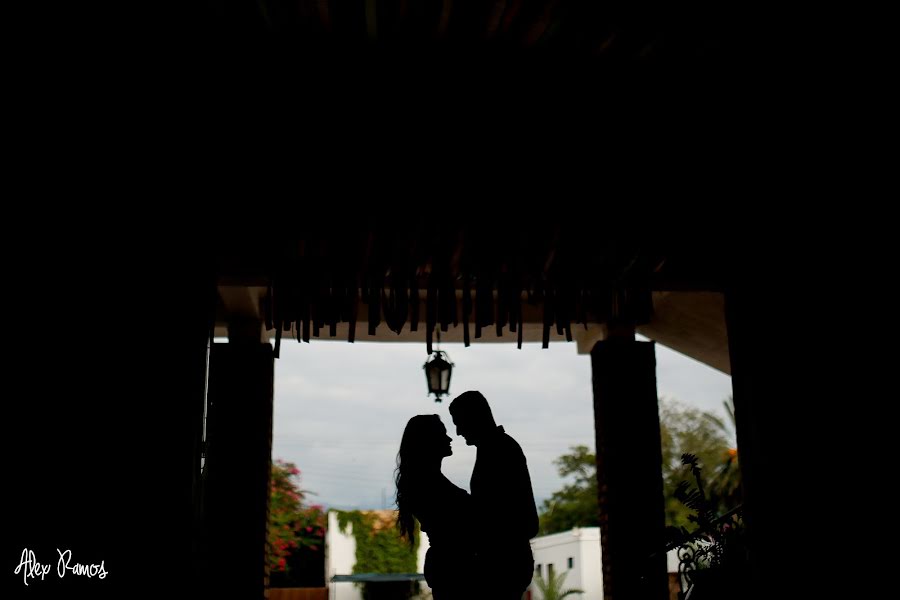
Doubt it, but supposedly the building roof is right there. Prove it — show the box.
[330,509,398,532]
[531,527,602,549]
[331,573,424,583]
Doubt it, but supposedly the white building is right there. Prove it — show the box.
[530,527,682,600]
[530,527,604,600]
[326,514,679,600]
[325,510,431,600]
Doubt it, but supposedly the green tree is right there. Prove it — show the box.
[539,445,598,535]
[533,570,584,600]
[539,397,739,535]
[662,397,741,528]
[703,398,741,510]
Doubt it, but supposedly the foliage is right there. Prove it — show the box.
[267,460,326,579]
[670,453,748,598]
[335,510,421,600]
[336,510,420,574]
[539,445,599,535]
[539,398,741,535]
[702,399,741,510]
[660,398,739,530]
[532,569,584,600]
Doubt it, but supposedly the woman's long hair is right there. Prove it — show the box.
[395,414,442,547]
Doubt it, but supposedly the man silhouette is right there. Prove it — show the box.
[449,390,539,600]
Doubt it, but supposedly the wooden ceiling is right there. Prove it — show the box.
[213,224,733,372]
[195,5,743,372]
[202,0,739,75]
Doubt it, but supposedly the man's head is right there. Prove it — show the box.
[448,390,497,447]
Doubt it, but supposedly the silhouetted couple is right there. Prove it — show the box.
[395,391,539,600]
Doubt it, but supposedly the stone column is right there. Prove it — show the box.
[592,332,668,600]
[202,330,274,600]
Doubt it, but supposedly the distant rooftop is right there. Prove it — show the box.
[331,573,424,583]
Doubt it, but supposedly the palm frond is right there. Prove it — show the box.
[533,570,584,600]
[702,412,727,431]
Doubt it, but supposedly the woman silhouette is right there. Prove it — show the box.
[395,415,474,600]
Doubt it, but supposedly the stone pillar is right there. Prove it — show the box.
[591,336,668,600]
[725,277,801,597]
[202,335,274,600]
[724,237,832,600]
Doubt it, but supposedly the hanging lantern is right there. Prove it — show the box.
[423,350,454,401]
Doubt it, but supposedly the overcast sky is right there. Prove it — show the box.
[271,337,733,511]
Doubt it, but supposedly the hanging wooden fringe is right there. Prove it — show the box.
[410,268,419,332]
[425,273,436,354]
[462,275,471,347]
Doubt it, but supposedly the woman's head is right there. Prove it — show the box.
[398,414,453,466]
